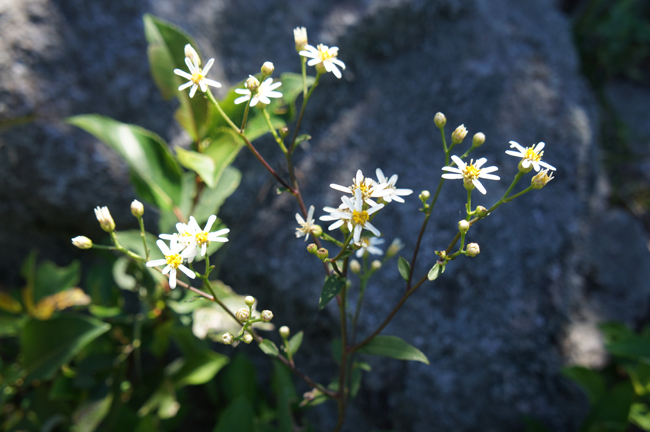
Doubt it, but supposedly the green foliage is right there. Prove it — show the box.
[319,275,346,309]
[427,262,445,281]
[397,256,410,281]
[260,339,280,357]
[356,335,430,365]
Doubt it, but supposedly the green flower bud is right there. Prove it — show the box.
[294,27,308,53]
[466,243,480,257]
[279,326,290,339]
[386,238,404,258]
[310,224,323,237]
[531,169,554,189]
[94,206,115,232]
[279,126,290,138]
[131,200,144,217]
[472,132,485,147]
[72,236,92,250]
[476,206,488,217]
[261,61,274,76]
[349,259,361,274]
[235,308,250,322]
[243,334,254,344]
[246,75,260,92]
[371,260,382,271]
[419,190,431,202]
[307,243,318,254]
[317,248,329,260]
[458,220,470,234]
[222,332,234,345]
[434,112,447,128]
[518,160,534,174]
[245,296,256,307]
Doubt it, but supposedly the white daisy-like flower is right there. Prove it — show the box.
[299,44,346,79]
[146,239,196,289]
[234,77,282,106]
[355,237,385,258]
[184,215,230,259]
[375,168,413,203]
[441,155,500,195]
[505,141,556,172]
[331,169,391,207]
[295,205,316,241]
[320,189,383,243]
[173,44,222,98]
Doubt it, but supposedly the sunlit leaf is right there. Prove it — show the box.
[0,292,22,314]
[427,262,445,281]
[288,331,303,357]
[72,393,113,432]
[630,403,650,431]
[357,335,429,365]
[31,288,91,320]
[171,350,229,387]
[33,260,80,304]
[192,166,241,225]
[175,147,219,188]
[259,339,279,357]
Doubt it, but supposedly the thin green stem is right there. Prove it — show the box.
[109,231,145,262]
[206,89,240,133]
[262,108,288,153]
[137,216,149,262]
[466,189,472,221]
[335,281,349,432]
[439,125,448,157]
[329,234,354,263]
[289,72,322,154]
[240,99,252,132]
[320,232,345,248]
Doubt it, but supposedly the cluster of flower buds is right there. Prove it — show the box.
[221,296,274,346]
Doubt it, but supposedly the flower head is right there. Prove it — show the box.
[320,189,383,243]
[441,155,500,195]
[294,27,308,52]
[94,206,115,232]
[300,44,346,79]
[174,44,222,98]
[505,141,556,172]
[146,239,196,289]
[331,169,390,207]
[295,205,316,241]
[375,168,413,203]
[234,77,282,106]
[451,125,468,144]
[531,169,554,189]
[184,215,230,259]
[355,236,385,258]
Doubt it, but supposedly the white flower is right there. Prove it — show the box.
[375,168,413,203]
[293,27,308,52]
[185,215,230,259]
[299,44,346,79]
[505,141,556,172]
[94,206,115,232]
[173,44,222,98]
[320,188,383,243]
[146,239,195,289]
[441,155,500,195]
[331,169,390,207]
[355,237,385,258]
[295,205,316,241]
[234,77,282,106]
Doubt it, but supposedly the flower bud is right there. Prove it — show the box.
[472,132,485,147]
[279,326,290,339]
[131,200,144,218]
[243,334,254,344]
[371,260,382,271]
[261,61,274,76]
[437,250,447,259]
[293,27,308,53]
[72,236,92,250]
[235,308,250,322]
[476,206,488,217]
[315,62,327,75]
[246,75,260,92]
[245,296,256,307]
[463,177,476,192]
[386,238,404,258]
[184,44,200,67]
[466,243,480,257]
[317,248,329,260]
[451,125,468,144]
[307,243,318,254]
[279,126,290,138]
[518,160,534,174]
[261,310,274,322]
[222,332,234,345]
[419,190,430,202]
[531,169,554,189]
[434,112,446,128]
[94,206,115,232]
[310,224,323,237]
[349,259,361,274]
[458,220,470,234]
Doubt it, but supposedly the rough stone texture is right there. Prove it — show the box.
[1,0,650,431]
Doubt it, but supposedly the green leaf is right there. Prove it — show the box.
[279,72,316,119]
[175,147,219,188]
[73,393,113,432]
[607,336,650,364]
[288,331,304,357]
[213,396,255,432]
[171,350,229,387]
[21,314,110,383]
[319,275,346,310]
[600,321,635,344]
[630,403,650,431]
[294,134,311,146]
[0,292,22,314]
[271,360,297,432]
[628,363,650,396]
[357,335,430,365]
[350,366,363,398]
[158,171,197,234]
[397,256,410,281]
[192,166,241,224]
[331,338,342,365]
[427,262,445,281]
[0,314,28,338]
[202,129,244,188]
[137,379,179,420]
[582,381,634,432]
[218,354,258,404]
[561,366,606,405]
[143,14,209,141]
[67,115,183,210]
[33,260,80,304]
[259,339,279,357]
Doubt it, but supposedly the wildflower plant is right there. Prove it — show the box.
[0,14,558,432]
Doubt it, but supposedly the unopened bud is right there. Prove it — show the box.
[472,132,485,147]
[72,236,92,250]
[279,326,290,339]
[279,126,290,138]
[307,243,318,254]
[184,44,200,67]
[349,259,361,274]
[451,125,468,144]
[94,206,115,232]
[243,334,254,344]
[419,190,431,202]
[463,177,476,192]
[293,27,308,53]
[458,220,470,234]
[371,260,382,271]
[310,224,323,237]
[386,238,404,258]
[261,61,274,76]
[131,200,144,218]
[235,308,250,322]
[434,112,447,128]
[437,250,447,260]
[466,243,480,257]
[245,296,256,307]
[317,248,329,260]
[261,310,274,322]
[476,206,488,217]
[222,332,234,345]
[531,169,554,189]
[246,75,260,92]
[518,160,534,174]
[315,62,327,75]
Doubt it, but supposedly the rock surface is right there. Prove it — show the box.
[1,0,649,431]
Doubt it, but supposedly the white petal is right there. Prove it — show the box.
[450,155,465,169]
[199,80,207,93]
[353,225,362,243]
[331,58,346,69]
[307,205,315,221]
[480,166,499,174]
[442,173,464,179]
[521,159,531,168]
[532,161,540,172]
[204,215,217,232]
[146,259,167,267]
[156,240,171,256]
[258,96,271,105]
[169,269,177,288]
[367,203,384,216]
[162,265,172,275]
[296,213,305,224]
[202,58,214,74]
[266,91,283,98]
[159,233,176,240]
[535,142,545,152]
[185,57,197,74]
[178,81,194,91]
[208,232,229,242]
[474,158,487,168]
[509,141,525,152]
[188,216,201,232]
[364,222,380,237]
[235,88,250,95]
[268,81,282,90]
[201,243,207,256]
[441,166,462,173]
[395,188,412,196]
[479,173,500,180]
[472,179,487,195]
[234,95,251,105]
[375,168,386,183]
[367,246,383,255]
[189,84,198,98]
[505,150,523,158]
[179,265,196,279]
[330,183,351,193]
[330,63,342,79]
[328,220,344,231]
[204,79,222,88]
[174,69,192,80]
[539,160,556,171]
[307,58,321,66]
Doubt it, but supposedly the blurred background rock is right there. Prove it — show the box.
[1,0,649,430]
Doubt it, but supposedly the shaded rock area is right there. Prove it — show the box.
[1,0,650,431]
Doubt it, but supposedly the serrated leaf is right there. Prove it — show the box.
[357,335,429,365]
[561,366,606,404]
[68,115,183,210]
[427,262,445,281]
[288,331,304,357]
[397,256,410,281]
[259,339,279,357]
[175,147,218,188]
[319,275,346,310]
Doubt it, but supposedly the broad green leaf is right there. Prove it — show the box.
[272,360,297,432]
[0,293,22,314]
[582,381,634,432]
[171,350,229,387]
[137,379,179,419]
[561,366,606,404]
[427,262,445,281]
[192,166,241,224]
[88,305,122,319]
[49,375,76,401]
[397,257,410,281]
[213,396,255,432]
[279,72,316,119]
[630,403,650,431]
[73,393,113,432]
[319,275,346,310]
[68,115,183,210]
[607,336,650,364]
[0,314,27,337]
[218,354,258,404]
[357,335,430,365]
[350,366,362,398]
[600,321,635,344]
[259,339,279,357]
[202,129,244,189]
[143,14,208,141]
[116,231,163,260]
[150,320,173,359]
[628,363,650,395]
[288,331,304,357]
[21,314,110,383]
[33,260,80,304]
[112,257,138,291]
[158,171,197,234]
[175,147,219,188]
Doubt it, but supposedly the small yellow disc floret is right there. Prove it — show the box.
[196,231,209,245]
[352,210,369,225]
[165,253,182,268]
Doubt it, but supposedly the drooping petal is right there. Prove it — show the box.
[189,84,198,98]
[178,265,196,279]
[353,224,362,243]
[169,269,177,288]
[472,179,487,195]
[364,222,381,237]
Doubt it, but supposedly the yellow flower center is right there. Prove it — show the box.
[352,210,369,225]
[523,147,542,162]
[196,231,209,246]
[166,253,182,269]
[462,163,481,180]
[317,44,336,61]
[191,71,205,84]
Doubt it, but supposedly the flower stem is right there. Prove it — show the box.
[289,72,322,154]
[137,216,149,262]
[240,98,253,133]
[261,107,288,153]
[329,234,354,263]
